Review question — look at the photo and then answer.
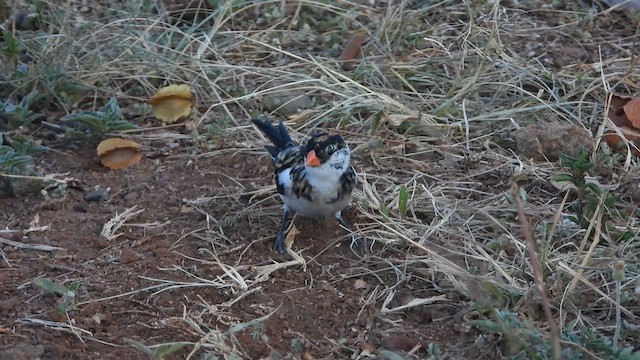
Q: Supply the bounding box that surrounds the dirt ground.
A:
[0,140,494,359]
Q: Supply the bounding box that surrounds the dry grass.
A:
[3,0,640,358]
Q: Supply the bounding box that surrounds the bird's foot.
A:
[274,231,287,254]
[348,232,364,254]
[336,212,362,249]
[350,232,363,247]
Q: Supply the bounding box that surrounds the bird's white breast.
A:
[277,165,352,218]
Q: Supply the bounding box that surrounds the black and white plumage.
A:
[251,118,359,253]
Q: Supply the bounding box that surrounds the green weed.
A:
[0,91,43,129]
[552,151,617,229]
[0,136,45,175]
[0,135,46,197]
[398,184,408,219]
[471,309,640,359]
[31,277,80,314]
[125,339,186,360]
[60,98,137,138]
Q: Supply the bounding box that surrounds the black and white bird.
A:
[251,118,360,253]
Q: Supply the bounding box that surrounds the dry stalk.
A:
[512,183,562,360]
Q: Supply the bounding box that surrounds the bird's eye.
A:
[326,144,337,154]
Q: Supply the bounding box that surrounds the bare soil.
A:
[0,139,493,359]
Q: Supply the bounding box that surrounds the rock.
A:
[513,123,592,161]
[85,186,110,202]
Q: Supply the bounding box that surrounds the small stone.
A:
[85,186,109,202]
[122,192,138,202]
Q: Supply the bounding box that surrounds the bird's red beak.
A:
[305,150,321,167]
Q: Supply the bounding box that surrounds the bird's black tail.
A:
[251,118,295,158]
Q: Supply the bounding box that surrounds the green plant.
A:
[0,135,46,175]
[60,98,137,138]
[426,342,441,359]
[398,184,408,219]
[125,339,186,360]
[31,277,80,313]
[40,65,92,108]
[470,309,640,359]
[0,91,43,129]
[1,30,22,66]
[553,151,617,228]
[204,118,231,137]
[0,135,47,196]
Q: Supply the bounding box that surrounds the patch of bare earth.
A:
[0,140,492,359]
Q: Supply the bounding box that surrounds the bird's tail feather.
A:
[251,119,294,157]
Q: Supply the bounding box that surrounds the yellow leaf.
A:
[149,84,193,123]
[96,138,142,170]
[284,225,300,250]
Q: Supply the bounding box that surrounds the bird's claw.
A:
[274,232,287,254]
[351,233,363,247]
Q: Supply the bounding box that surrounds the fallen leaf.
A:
[339,32,366,70]
[608,94,631,126]
[549,176,619,192]
[96,138,142,169]
[624,97,640,128]
[284,225,300,250]
[149,84,194,123]
[605,94,640,155]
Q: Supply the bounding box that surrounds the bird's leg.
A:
[335,211,362,248]
[274,206,291,254]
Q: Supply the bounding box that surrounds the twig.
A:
[512,184,562,360]
[613,261,625,351]
[0,237,64,251]
[100,206,144,241]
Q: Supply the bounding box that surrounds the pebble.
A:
[85,186,110,202]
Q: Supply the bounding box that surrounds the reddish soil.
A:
[0,140,494,359]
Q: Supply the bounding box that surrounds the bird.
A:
[251,118,360,254]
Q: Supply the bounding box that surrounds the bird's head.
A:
[304,132,351,172]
